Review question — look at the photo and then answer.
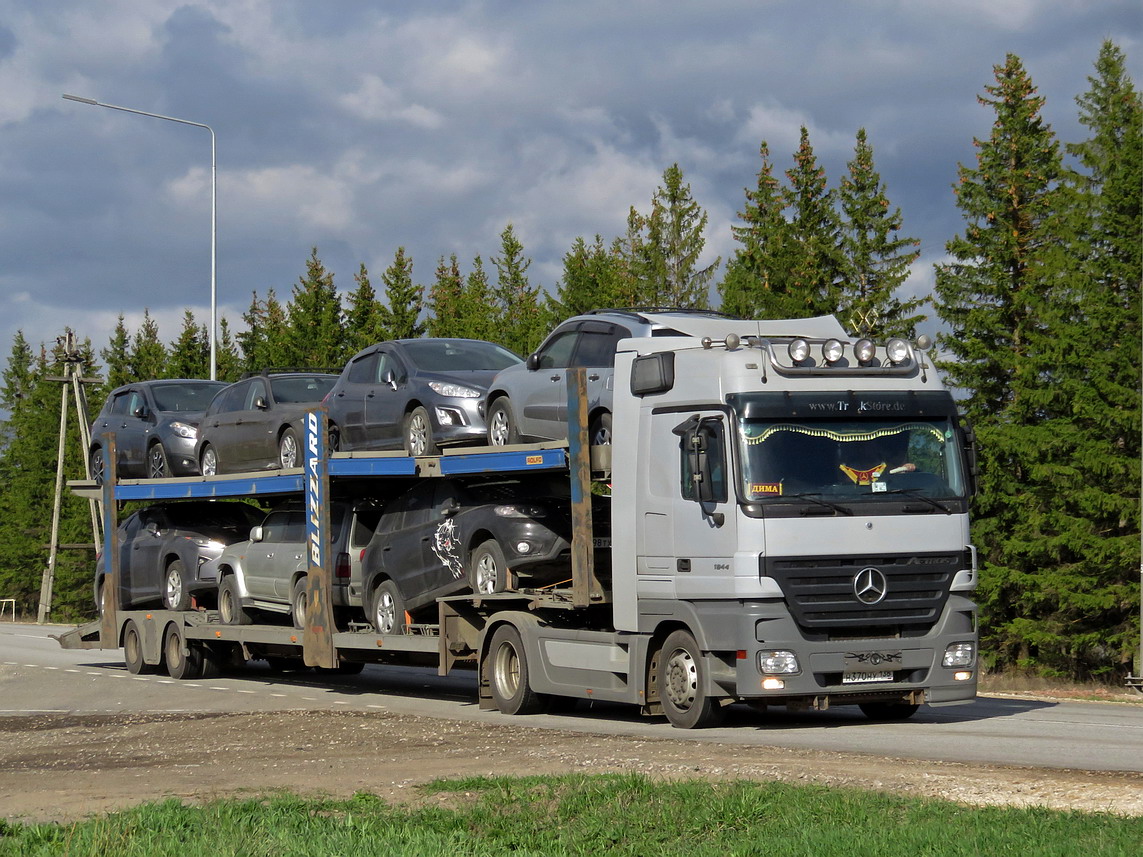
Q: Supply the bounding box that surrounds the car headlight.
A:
[494,504,548,518]
[428,381,480,398]
[170,421,198,439]
[190,537,225,551]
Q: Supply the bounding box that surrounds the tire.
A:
[163,559,191,611]
[487,398,518,446]
[199,444,218,477]
[122,620,156,675]
[94,576,105,616]
[148,444,170,479]
[279,427,300,469]
[486,624,549,715]
[90,447,105,485]
[218,575,252,625]
[371,580,407,635]
[590,411,613,446]
[291,577,308,630]
[328,425,341,453]
[164,624,204,680]
[859,701,921,721]
[657,630,724,729]
[470,540,508,595]
[403,407,438,457]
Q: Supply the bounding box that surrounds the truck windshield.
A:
[736,417,967,502]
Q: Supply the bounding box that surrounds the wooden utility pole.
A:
[37,333,101,624]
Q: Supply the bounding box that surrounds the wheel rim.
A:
[201,447,217,476]
[407,414,429,456]
[591,421,612,446]
[125,626,141,666]
[294,584,307,625]
[280,433,298,468]
[220,585,234,623]
[493,640,521,700]
[149,446,167,479]
[663,646,699,711]
[166,632,183,672]
[375,590,396,634]
[91,450,104,484]
[489,408,509,445]
[475,553,499,594]
[165,567,183,609]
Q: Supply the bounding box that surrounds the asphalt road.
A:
[2,622,1141,773]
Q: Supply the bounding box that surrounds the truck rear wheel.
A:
[487,625,549,715]
[658,630,724,729]
[123,620,157,675]
[164,624,205,680]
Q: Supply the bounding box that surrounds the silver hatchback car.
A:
[484,309,725,445]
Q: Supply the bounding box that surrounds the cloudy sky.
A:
[1,1,1140,368]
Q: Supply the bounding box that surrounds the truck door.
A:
[670,414,739,597]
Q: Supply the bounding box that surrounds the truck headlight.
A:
[759,650,800,675]
[942,641,976,668]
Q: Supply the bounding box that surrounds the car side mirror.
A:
[382,370,399,391]
[249,525,264,543]
[133,405,149,419]
[254,396,268,410]
[526,353,541,371]
[441,498,460,518]
[146,523,160,537]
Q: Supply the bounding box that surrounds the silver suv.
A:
[484,309,726,445]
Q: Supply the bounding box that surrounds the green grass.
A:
[1,774,1139,857]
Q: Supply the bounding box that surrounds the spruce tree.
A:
[491,225,544,353]
[100,315,132,390]
[933,53,1070,675]
[129,310,167,380]
[784,128,844,318]
[461,256,499,344]
[719,141,792,319]
[426,254,467,338]
[215,317,243,382]
[554,235,626,318]
[642,164,719,308]
[837,128,925,338]
[378,247,426,341]
[284,249,346,370]
[344,263,387,354]
[608,207,652,308]
[166,309,210,378]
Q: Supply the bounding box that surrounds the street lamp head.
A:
[62,94,99,105]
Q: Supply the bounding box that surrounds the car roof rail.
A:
[583,307,738,320]
[238,367,342,379]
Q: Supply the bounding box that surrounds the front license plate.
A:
[842,671,894,684]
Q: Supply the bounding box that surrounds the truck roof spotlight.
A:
[854,339,875,364]
[886,338,910,364]
[822,339,844,364]
[788,339,810,362]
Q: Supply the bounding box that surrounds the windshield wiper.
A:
[884,489,953,514]
[784,493,854,516]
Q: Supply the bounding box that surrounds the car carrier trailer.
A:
[59,314,980,728]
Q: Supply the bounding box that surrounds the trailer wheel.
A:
[122,620,156,675]
[859,701,920,721]
[470,540,507,594]
[164,624,204,680]
[163,560,191,611]
[487,625,549,715]
[658,630,724,729]
[218,576,252,625]
[291,577,308,630]
[371,581,407,635]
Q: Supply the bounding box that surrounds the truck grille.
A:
[763,553,958,633]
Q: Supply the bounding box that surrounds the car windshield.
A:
[272,376,337,404]
[165,503,261,531]
[737,418,968,502]
[403,340,521,372]
[151,382,227,412]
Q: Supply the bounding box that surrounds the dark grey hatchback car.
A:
[195,372,339,475]
[324,338,521,456]
[90,379,228,484]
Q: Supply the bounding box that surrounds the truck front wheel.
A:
[487,625,549,715]
[658,630,724,729]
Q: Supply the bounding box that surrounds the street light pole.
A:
[63,94,217,380]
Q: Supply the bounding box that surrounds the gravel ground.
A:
[2,707,1141,824]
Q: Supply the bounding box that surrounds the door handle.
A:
[550,375,561,382]
[588,373,600,381]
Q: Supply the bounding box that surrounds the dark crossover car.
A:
[93,500,263,613]
[195,372,339,475]
[89,379,228,483]
[361,477,610,634]
[325,338,522,456]
[203,499,382,628]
